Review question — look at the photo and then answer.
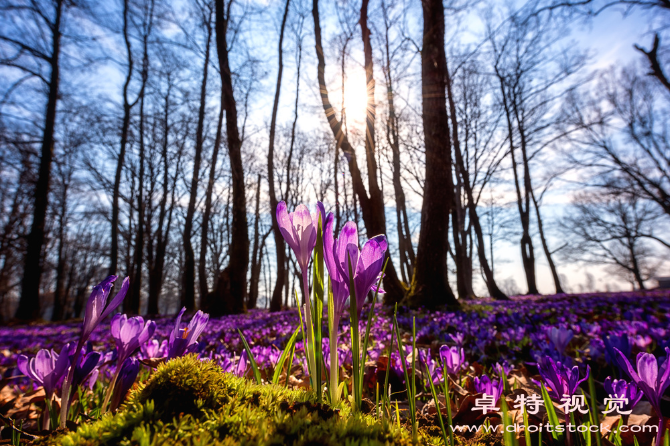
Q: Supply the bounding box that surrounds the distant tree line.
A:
[0,0,668,321]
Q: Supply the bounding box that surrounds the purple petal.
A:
[636,353,659,391]
[99,277,129,322]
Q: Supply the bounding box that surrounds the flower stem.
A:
[302,270,316,388]
[329,314,340,404]
[59,343,82,428]
[101,365,121,414]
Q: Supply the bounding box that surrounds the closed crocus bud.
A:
[109,357,140,412]
[276,201,322,273]
[547,327,573,354]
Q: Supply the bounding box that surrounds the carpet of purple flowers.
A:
[2,289,670,445]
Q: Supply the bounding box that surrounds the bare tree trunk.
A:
[248,175,262,309]
[16,0,63,320]
[268,0,290,312]
[183,9,212,312]
[313,0,405,303]
[444,60,506,300]
[110,0,138,278]
[199,100,224,301]
[381,5,414,283]
[406,0,458,308]
[530,188,564,294]
[127,3,153,314]
[208,0,248,315]
[52,182,68,321]
[497,72,539,295]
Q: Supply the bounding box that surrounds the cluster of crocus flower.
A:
[277,201,387,405]
[15,274,212,431]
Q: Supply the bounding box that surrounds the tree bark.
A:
[268,0,290,312]
[199,99,224,301]
[530,188,564,294]
[313,0,405,303]
[444,60,506,300]
[52,179,69,321]
[209,0,248,315]
[248,175,262,309]
[406,0,459,308]
[16,0,63,320]
[110,0,138,278]
[183,9,212,312]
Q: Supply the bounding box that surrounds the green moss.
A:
[42,355,417,446]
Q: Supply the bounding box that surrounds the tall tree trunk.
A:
[444,60,506,300]
[16,0,63,320]
[268,0,290,312]
[313,0,405,303]
[52,193,67,321]
[381,6,414,282]
[530,188,564,294]
[110,0,137,278]
[127,4,153,314]
[248,175,262,309]
[183,11,212,312]
[497,73,539,295]
[199,100,224,301]
[406,0,458,308]
[210,0,248,315]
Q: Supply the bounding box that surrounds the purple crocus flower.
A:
[474,374,504,404]
[109,357,140,412]
[614,347,670,444]
[547,327,573,354]
[276,201,325,272]
[140,339,167,359]
[110,313,156,365]
[17,343,71,399]
[323,214,351,323]
[604,334,631,367]
[60,276,129,427]
[69,344,102,392]
[326,221,387,318]
[537,356,590,401]
[17,343,71,430]
[440,345,465,375]
[167,307,210,359]
[603,376,643,414]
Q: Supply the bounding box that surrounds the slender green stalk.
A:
[301,271,317,390]
[393,304,416,442]
[587,375,603,446]
[440,358,455,446]
[238,329,262,384]
[273,326,300,385]
[424,359,449,445]
[101,366,121,414]
[312,213,325,402]
[327,278,340,403]
[294,289,313,386]
[522,405,531,446]
[347,254,361,412]
[383,317,396,421]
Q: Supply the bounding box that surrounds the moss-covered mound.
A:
[43,355,417,446]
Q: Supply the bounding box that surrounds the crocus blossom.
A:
[547,327,573,354]
[141,339,167,359]
[60,276,129,426]
[17,344,70,398]
[474,374,504,404]
[276,201,325,272]
[323,213,350,322]
[440,345,465,375]
[110,314,156,365]
[167,307,210,359]
[603,377,642,414]
[614,347,670,444]
[537,356,590,400]
[325,221,387,318]
[69,344,102,393]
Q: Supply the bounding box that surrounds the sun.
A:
[342,67,371,126]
